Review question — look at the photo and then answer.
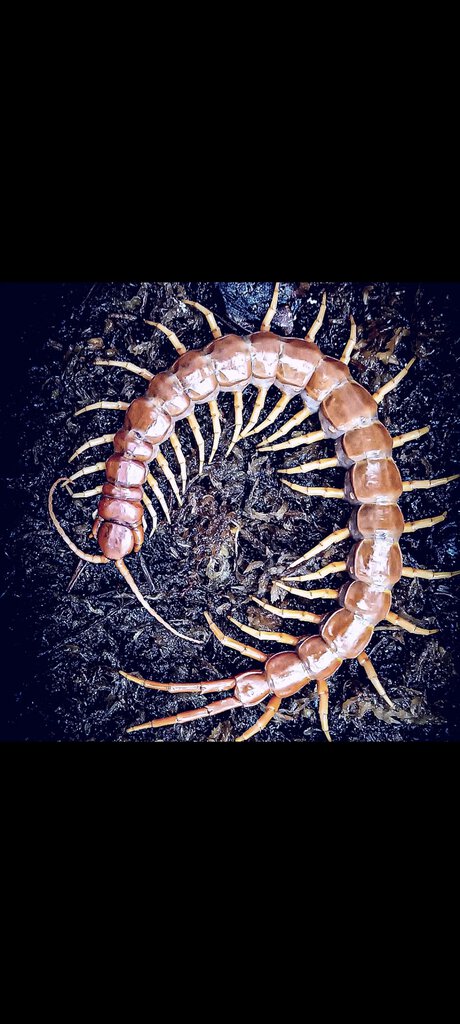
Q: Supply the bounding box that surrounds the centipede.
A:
[48,283,460,742]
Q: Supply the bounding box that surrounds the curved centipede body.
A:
[49,283,460,742]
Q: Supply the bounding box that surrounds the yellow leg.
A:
[204,611,267,663]
[392,426,430,449]
[94,359,153,381]
[257,405,313,446]
[144,320,187,355]
[244,393,292,439]
[63,462,106,486]
[48,479,108,564]
[72,485,103,499]
[373,358,416,405]
[260,282,280,332]
[340,315,357,364]
[257,429,326,453]
[357,651,394,709]
[183,300,222,340]
[401,567,460,580]
[249,595,322,624]
[74,401,129,417]
[316,678,332,742]
[187,413,205,475]
[238,388,268,440]
[287,528,350,570]
[69,433,115,463]
[207,399,222,463]
[278,457,338,476]
[402,474,459,492]
[282,561,347,583]
[142,491,158,537]
[403,512,447,534]
[169,432,187,494]
[282,481,345,500]
[226,391,244,456]
[146,473,171,524]
[277,583,339,600]
[307,291,327,341]
[235,695,282,742]
[385,611,438,635]
[155,452,182,506]
[227,615,300,646]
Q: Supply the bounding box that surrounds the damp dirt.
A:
[2,281,459,742]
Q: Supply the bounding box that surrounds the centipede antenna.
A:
[155,451,182,505]
[306,291,327,341]
[373,358,416,405]
[260,282,280,332]
[402,474,460,492]
[235,695,282,742]
[244,393,292,438]
[357,651,394,709]
[340,315,357,364]
[238,388,268,440]
[74,401,129,417]
[257,405,313,446]
[69,434,115,463]
[187,413,206,474]
[249,594,323,623]
[144,320,187,355]
[116,559,203,644]
[226,392,244,456]
[257,429,326,453]
[94,359,153,381]
[169,432,187,493]
[207,400,222,464]
[282,480,345,500]
[278,456,339,476]
[48,478,109,564]
[183,300,222,340]
[282,562,347,582]
[146,473,171,524]
[392,426,430,449]
[286,527,350,570]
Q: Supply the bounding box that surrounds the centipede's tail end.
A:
[115,559,203,645]
[48,477,109,564]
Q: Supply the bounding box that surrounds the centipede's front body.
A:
[92,330,403,690]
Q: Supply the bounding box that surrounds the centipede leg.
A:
[155,451,182,506]
[357,651,394,709]
[277,583,340,600]
[126,696,243,733]
[306,291,327,341]
[142,492,158,537]
[257,429,326,453]
[402,474,459,492]
[183,300,222,340]
[257,404,313,446]
[94,359,153,381]
[401,567,460,580]
[227,615,300,646]
[207,399,222,463]
[187,413,205,475]
[282,481,345,500]
[62,462,106,487]
[286,528,350,570]
[316,678,331,742]
[146,473,171,524]
[260,282,280,332]
[226,392,244,456]
[278,456,338,476]
[238,388,268,440]
[340,315,357,364]
[169,432,187,494]
[282,562,347,583]
[373,358,416,405]
[144,320,187,355]
[249,595,322,624]
[385,611,438,635]
[69,434,115,463]
[204,611,267,662]
[235,696,282,743]
[392,426,430,449]
[120,671,236,695]
[403,512,447,533]
[244,393,292,439]
[74,401,129,417]
[71,485,103,499]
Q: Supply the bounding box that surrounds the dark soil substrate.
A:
[2,281,459,742]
